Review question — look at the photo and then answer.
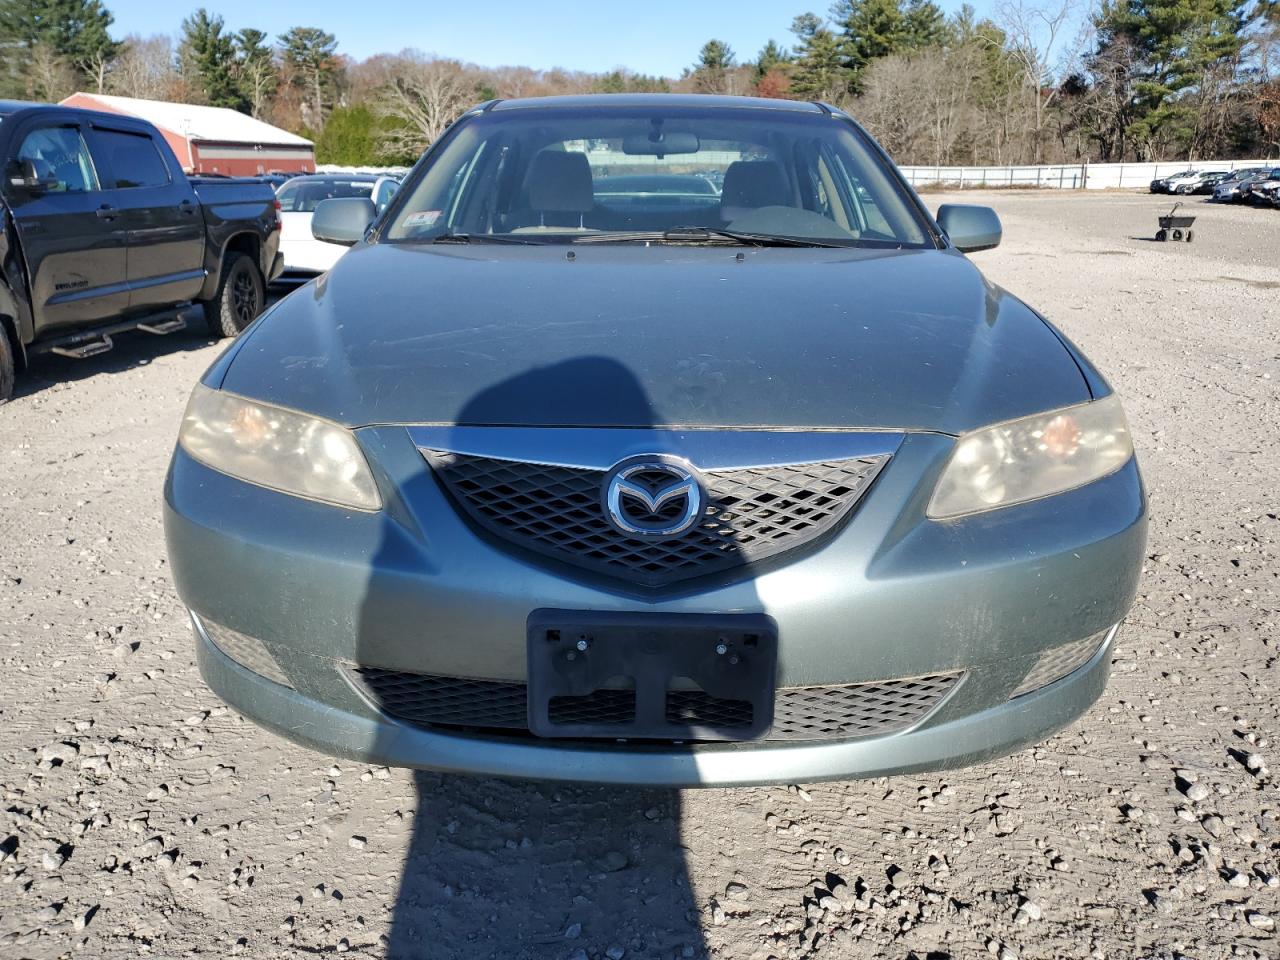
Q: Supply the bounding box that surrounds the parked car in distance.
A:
[1182,170,1232,194]
[1151,169,1199,193]
[1244,169,1280,206]
[1212,169,1271,202]
[1149,169,1196,193]
[0,100,281,403]
[1164,170,1232,195]
[165,94,1146,787]
[258,170,310,190]
[274,173,399,279]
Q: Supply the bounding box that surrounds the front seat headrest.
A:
[721,161,788,221]
[528,151,594,214]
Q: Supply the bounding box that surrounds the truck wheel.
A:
[0,326,14,405]
[202,253,264,339]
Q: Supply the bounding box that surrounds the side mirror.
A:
[7,158,57,194]
[312,197,375,246]
[936,204,1002,253]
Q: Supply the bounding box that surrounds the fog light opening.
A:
[1010,624,1118,699]
[194,613,294,689]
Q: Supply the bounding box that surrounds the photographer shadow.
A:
[361,356,744,959]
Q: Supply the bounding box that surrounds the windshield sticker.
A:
[404,210,442,227]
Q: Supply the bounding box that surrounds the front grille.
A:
[422,451,887,587]
[346,666,960,743]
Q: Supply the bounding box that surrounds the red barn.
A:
[61,92,315,176]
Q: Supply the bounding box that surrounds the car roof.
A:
[490,93,829,114]
[281,173,380,183]
[0,98,46,116]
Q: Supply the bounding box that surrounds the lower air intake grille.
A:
[770,675,961,740]
[666,690,755,729]
[421,451,888,587]
[346,667,960,742]
[548,688,635,726]
[347,668,528,729]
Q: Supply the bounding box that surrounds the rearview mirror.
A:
[7,158,58,194]
[936,204,1001,253]
[621,131,700,156]
[312,197,376,246]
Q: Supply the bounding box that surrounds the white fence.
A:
[900,158,1278,190]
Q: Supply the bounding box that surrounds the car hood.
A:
[218,242,1091,434]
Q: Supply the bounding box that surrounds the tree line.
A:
[0,0,1276,167]
[687,0,1280,163]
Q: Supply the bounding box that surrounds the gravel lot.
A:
[1,190,1277,960]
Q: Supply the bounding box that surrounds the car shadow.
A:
[13,324,218,400]
[356,357,740,959]
[10,291,289,403]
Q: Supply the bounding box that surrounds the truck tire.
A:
[0,325,13,405]
[202,253,264,339]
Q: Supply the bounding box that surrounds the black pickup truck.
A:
[0,100,283,402]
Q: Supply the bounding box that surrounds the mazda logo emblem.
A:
[602,456,705,538]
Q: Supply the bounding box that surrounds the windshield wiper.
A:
[570,227,852,248]
[429,232,548,245]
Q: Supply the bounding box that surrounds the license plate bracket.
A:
[526,609,778,741]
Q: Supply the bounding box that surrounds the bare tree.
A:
[1081,31,1139,160]
[855,46,995,166]
[81,50,111,93]
[239,56,276,118]
[374,53,474,158]
[108,35,179,100]
[1259,79,1280,155]
[27,43,77,102]
[998,0,1080,163]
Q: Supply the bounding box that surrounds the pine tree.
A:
[280,26,339,127]
[833,0,906,89]
[180,9,246,110]
[789,13,850,100]
[690,38,736,93]
[754,39,792,80]
[1091,0,1248,157]
[901,0,953,49]
[0,0,119,96]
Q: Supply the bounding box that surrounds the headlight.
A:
[927,394,1133,519]
[178,383,381,511]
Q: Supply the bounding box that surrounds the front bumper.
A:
[164,427,1147,786]
[193,611,1116,786]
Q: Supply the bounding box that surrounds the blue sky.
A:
[104,0,1003,75]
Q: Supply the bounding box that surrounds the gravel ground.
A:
[1,190,1277,960]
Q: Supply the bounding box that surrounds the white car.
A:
[1161,171,1211,194]
[276,174,399,279]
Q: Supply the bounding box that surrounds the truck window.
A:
[15,126,99,193]
[92,128,171,189]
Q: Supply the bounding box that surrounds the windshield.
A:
[278,178,375,213]
[383,105,930,247]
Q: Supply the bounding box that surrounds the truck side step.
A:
[29,305,195,359]
[51,335,113,359]
[137,316,187,335]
